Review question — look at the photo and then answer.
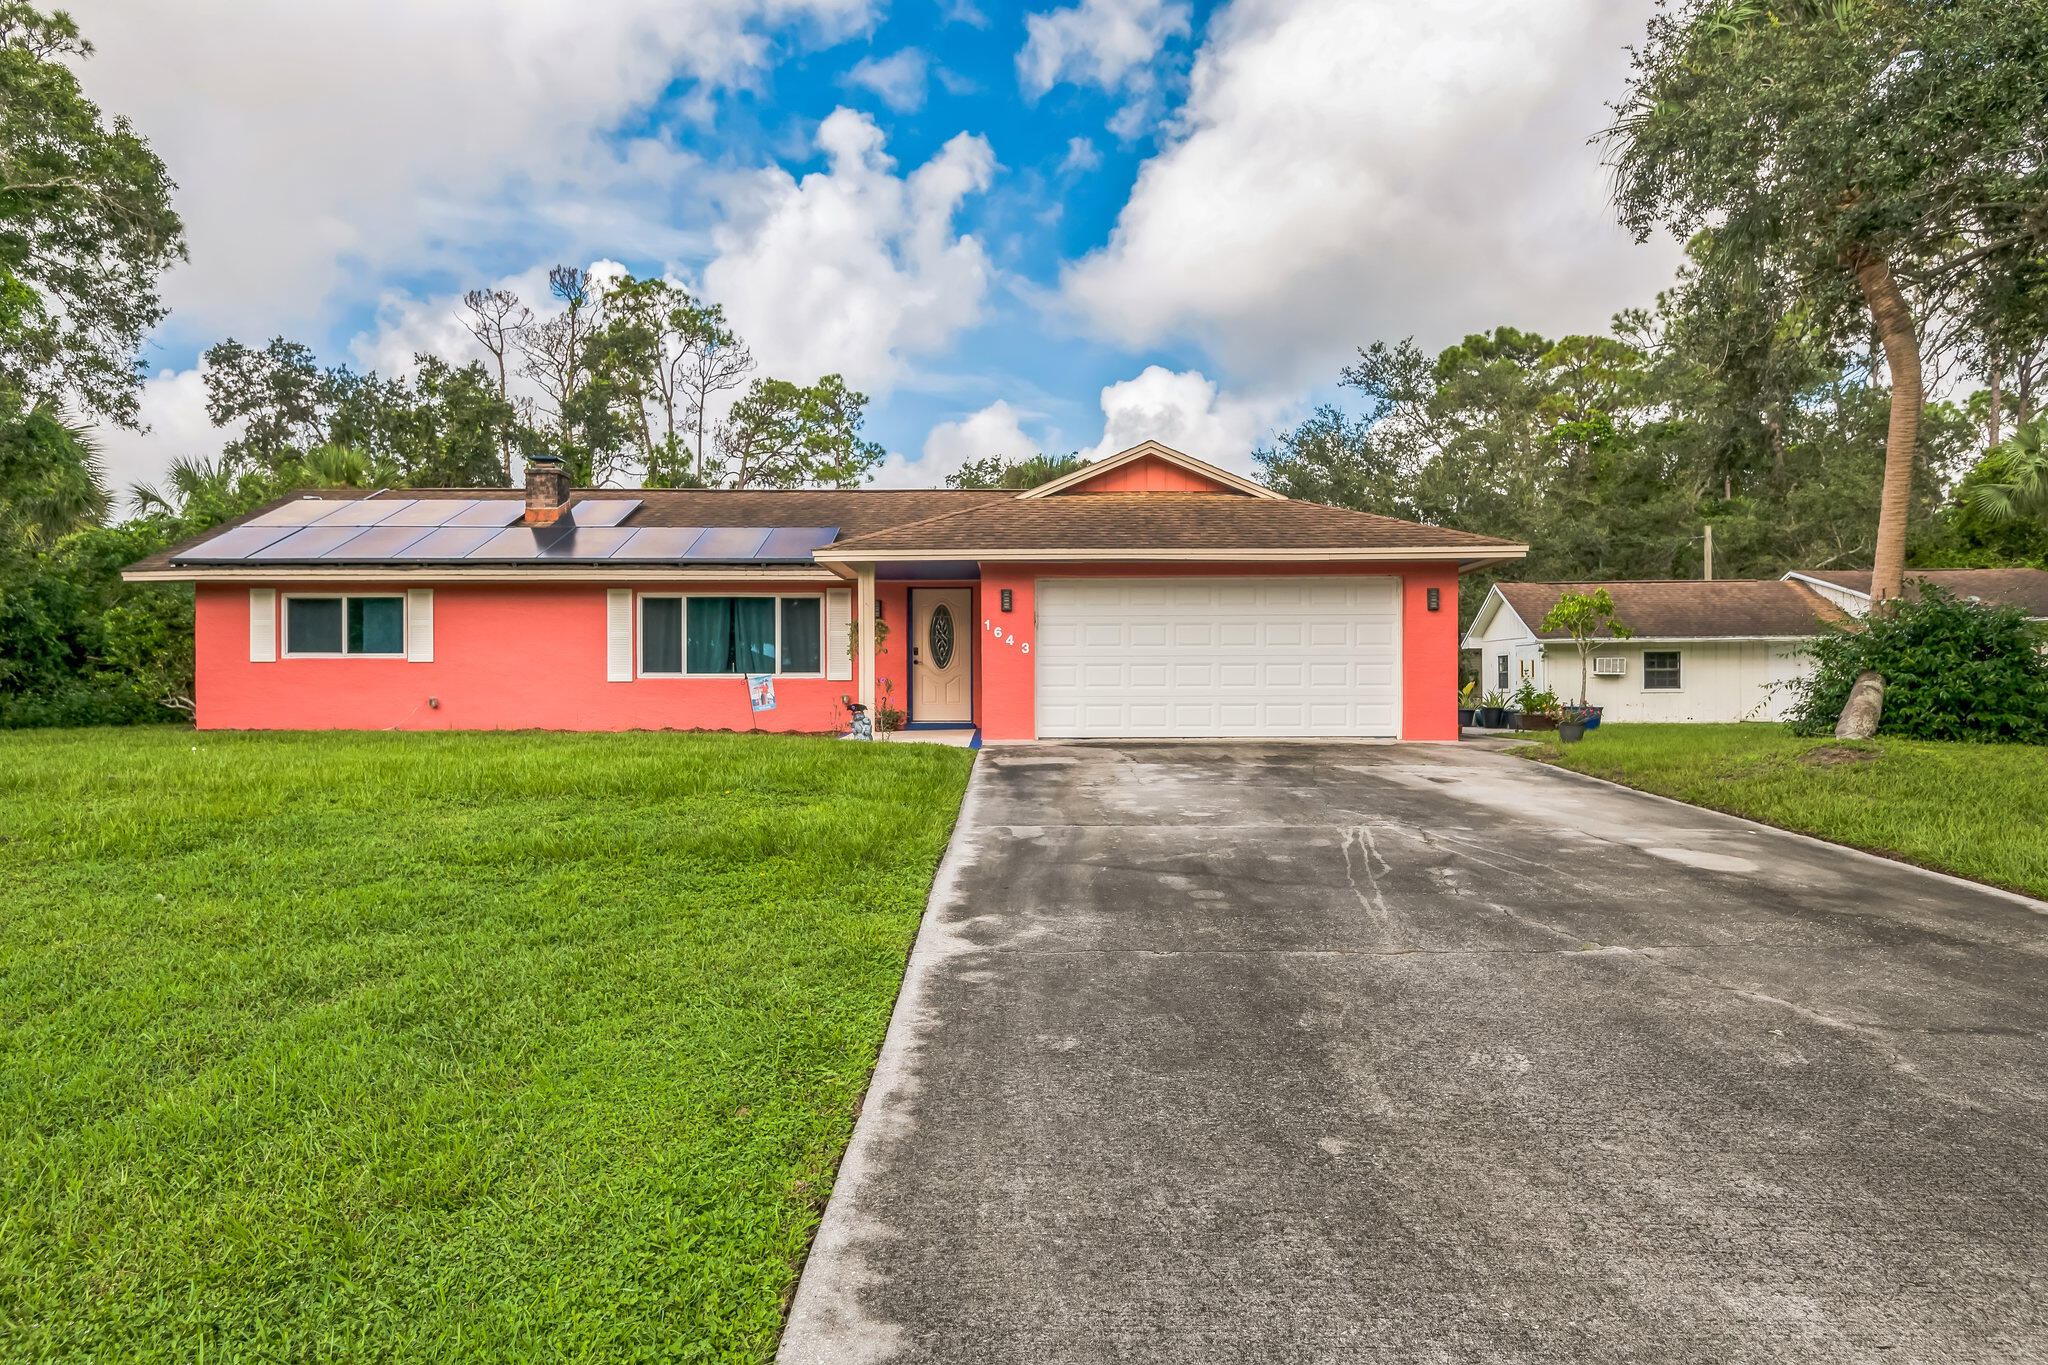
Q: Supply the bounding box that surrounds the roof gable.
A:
[1020,440,1283,500]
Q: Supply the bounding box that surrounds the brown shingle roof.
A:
[124,486,1016,574]
[818,492,1523,557]
[1492,580,1849,640]
[1792,568,2048,617]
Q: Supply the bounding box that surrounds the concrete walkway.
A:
[783,741,2048,1364]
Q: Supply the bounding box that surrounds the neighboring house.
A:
[1781,568,2048,622]
[1464,567,2048,723]
[1462,579,1847,722]
[124,441,1527,741]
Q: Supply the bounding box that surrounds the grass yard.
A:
[1522,723,2048,899]
[0,728,974,1362]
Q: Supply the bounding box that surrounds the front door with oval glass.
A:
[911,588,973,723]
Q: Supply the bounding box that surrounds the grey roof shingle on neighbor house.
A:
[1490,579,1850,641]
[1790,567,2048,618]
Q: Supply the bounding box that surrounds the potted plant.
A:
[1458,681,1478,729]
[1556,704,1597,743]
[1513,681,1561,731]
[1477,690,1511,728]
[1538,587,1633,724]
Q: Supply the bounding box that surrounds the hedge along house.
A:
[123,441,1526,741]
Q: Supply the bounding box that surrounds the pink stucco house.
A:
[123,441,1526,742]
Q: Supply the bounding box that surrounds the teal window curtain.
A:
[643,598,683,673]
[733,598,775,674]
[779,598,821,673]
[347,597,405,654]
[685,598,788,673]
[687,598,735,673]
[288,598,343,653]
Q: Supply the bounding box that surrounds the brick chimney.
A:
[523,453,570,526]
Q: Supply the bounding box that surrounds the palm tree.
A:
[1962,419,2048,526]
[0,407,112,548]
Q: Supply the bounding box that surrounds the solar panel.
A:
[608,527,708,560]
[446,501,524,527]
[398,526,500,559]
[756,526,838,560]
[467,525,575,558]
[377,498,481,525]
[247,498,347,527]
[568,499,640,527]
[308,499,404,527]
[533,528,638,559]
[316,523,435,559]
[248,525,375,559]
[681,527,773,560]
[176,524,301,560]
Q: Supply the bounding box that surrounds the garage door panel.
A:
[1036,576,1402,738]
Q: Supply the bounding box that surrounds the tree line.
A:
[165,263,883,508]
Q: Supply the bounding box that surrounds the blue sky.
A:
[74,0,1680,495]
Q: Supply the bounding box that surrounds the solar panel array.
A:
[172,497,838,566]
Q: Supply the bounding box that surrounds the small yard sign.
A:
[747,674,776,712]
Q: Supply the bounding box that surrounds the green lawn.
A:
[0,728,974,1362]
[1522,723,2048,898]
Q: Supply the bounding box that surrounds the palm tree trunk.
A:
[1850,249,1921,609]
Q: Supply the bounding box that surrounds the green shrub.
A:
[1785,586,2048,742]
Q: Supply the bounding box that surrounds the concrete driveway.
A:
[783,742,2048,1364]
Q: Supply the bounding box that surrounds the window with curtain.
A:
[643,596,824,675]
[285,596,403,655]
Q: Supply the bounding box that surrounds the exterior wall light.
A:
[1427,588,1441,612]
[1000,589,1013,613]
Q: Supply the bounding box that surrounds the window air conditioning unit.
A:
[1592,656,1627,676]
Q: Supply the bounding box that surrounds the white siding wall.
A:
[1466,607,1531,698]
[1543,641,1811,722]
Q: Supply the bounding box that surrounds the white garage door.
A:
[1035,577,1402,738]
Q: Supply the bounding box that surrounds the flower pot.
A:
[1476,707,1507,728]
[1557,722,1587,743]
[1518,713,1559,731]
[1582,706,1603,730]
[1457,708,1477,728]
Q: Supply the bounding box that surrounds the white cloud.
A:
[703,109,996,394]
[1080,365,1285,474]
[94,369,223,510]
[1018,0,1191,98]
[1060,136,1103,174]
[1060,0,1682,386]
[843,48,929,112]
[922,399,1042,469]
[63,0,875,339]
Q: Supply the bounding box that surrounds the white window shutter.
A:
[825,588,852,681]
[606,589,634,681]
[406,589,434,662]
[249,589,276,662]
